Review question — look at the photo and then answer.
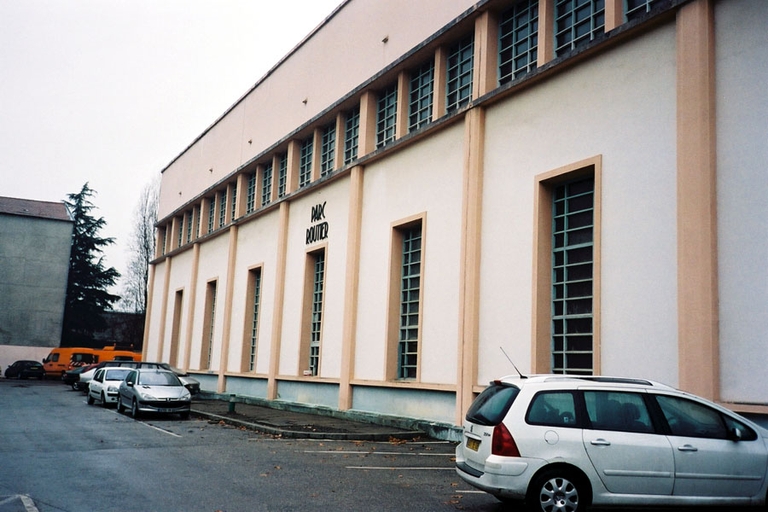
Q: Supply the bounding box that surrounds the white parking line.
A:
[304,450,451,456]
[346,466,455,470]
[138,421,183,437]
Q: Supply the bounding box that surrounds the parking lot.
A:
[0,378,502,512]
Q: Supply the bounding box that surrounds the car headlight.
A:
[107,385,119,393]
[181,390,191,401]
[138,391,157,401]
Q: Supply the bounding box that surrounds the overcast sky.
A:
[0,0,341,295]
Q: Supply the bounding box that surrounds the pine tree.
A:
[61,183,121,347]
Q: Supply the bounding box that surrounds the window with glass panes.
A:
[554,0,605,57]
[230,183,237,221]
[376,85,398,148]
[409,61,434,131]
[161,228,167,255]
[626,0,656,20]
[261,162,273,207]
[204,281,217,369]
[552,176,594,375]
[446,35,474,112]
[207,197,215,233]
[194,206,200,238]
[185,211,193,243]
[499,0,538,85]
[278,153,288,198]
[218,190,227,227]
[398,225,422,379]
[246,173,256,214]
[299,137,313,188]
[308,250,325,376]
[320,123,336,177]
[177,216,183,248]
[247,268,262,372]
[344,106,360,164]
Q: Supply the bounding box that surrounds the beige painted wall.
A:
[158,0,477,219]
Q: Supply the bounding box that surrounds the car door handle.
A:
[677,444,698,452]
[590,438,611,446]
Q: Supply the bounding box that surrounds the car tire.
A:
[526,469,588,512]
[101,393,109,408]
[71,382,79,391]
[131,399,140,419]
[116,398,125,414]
[87,393,95,405]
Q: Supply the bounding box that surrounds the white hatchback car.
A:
[87,367,132,407]
[455,375,768,511]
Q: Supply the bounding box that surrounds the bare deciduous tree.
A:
[118,177,159,313]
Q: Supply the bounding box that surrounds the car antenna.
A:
[500,346,527,379]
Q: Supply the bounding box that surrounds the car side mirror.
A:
[126,381,134,387]
[728,427,743,442]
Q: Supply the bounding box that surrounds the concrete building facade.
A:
[0,197,73,371]
[146,0,768,432]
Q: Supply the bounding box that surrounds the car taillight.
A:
[492,423,520,457]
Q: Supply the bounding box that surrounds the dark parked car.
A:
[63,363,98,390]
[5,360,45,379]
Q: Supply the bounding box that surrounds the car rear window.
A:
[466,383,520,426]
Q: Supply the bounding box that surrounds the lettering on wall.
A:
[306,201,329,245]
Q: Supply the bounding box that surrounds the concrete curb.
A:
[191,408,424,441]
[195,392,464,442]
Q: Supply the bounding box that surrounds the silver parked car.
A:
[117,369,191,420]
[455,374,768,511]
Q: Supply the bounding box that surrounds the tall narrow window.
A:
[277,153,288,198]
[299,137,313,188]
[177,216,184,248]
[243,268,262,372]
[398,225,422,379]
[554,0,605,57]
[169,290,183,367]
[320,123,336,177]
[161,227,167,256]
[552,176,594,375]
[202,281,217,370]
[302,249,326,376]
[230,183,237,222]
[376,84,398,148]
[246,172,257,214]
[344,106,360,164]
[409,61,434,131]
[193,206,200,239]
[185,211,193,244]
[626,0,657,21]
[261,162,273,207]
[218,190,227,228]
[446,35,474,112]
[207,197,215,234]
[499,0,538,85]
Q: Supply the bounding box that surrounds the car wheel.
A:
[527,469,588,512]
[116,397,125,413]
[131,399,140,419]
[87,393,95,405]
[101,393,109,408]
[71,382,79,391]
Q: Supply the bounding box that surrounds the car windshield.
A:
[466,382,520,426]
[138,372,180,386]
[104,369,131,381]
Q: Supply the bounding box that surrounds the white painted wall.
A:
[481,23,679,386]
[715,0,768,404]
[354,123,465,384]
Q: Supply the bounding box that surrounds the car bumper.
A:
[136,400,191,414]
[455,444,542,499]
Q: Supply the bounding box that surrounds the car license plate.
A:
[466,438,480,451]
[157,408,175,413]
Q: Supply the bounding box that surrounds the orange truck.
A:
[43,346,141,377]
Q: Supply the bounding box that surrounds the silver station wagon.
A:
[455,375,768,511]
